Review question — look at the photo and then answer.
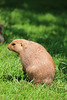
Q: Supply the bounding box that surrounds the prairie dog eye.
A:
[12,43,16,46]
[21,43,23,46]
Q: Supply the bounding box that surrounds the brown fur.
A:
[7,39,55,85]
[0,24,4,44]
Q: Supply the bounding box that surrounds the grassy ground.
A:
[0,0,67,100]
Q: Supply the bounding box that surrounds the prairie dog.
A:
[7,39,55,85]
[0,24,4,44]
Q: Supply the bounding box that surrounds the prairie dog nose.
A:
[7,44,11,50]
[7,44,9,49]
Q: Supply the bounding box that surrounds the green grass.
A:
[0,0,67,100]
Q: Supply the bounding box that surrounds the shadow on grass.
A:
[58,60,67,81]
[2,74,13,81]
[36,31,67,57]
[0,0,67,11]
[1,73,29,82]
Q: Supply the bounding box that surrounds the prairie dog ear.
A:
[21,43,27,49]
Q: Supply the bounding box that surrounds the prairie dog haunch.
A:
[7,39,55,85]
[0,24,4,44]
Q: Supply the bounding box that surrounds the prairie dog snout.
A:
[7,39,55,85]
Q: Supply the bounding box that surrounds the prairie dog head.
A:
[7,39,27,54]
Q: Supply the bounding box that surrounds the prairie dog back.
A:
[7,39,55,85]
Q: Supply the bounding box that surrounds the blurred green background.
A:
[0,0,67,56]
[0,0,67,99]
